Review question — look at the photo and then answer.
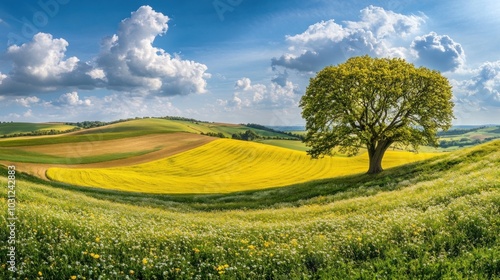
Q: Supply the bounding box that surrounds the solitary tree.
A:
[300,56,454,174]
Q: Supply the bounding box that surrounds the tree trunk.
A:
[367,140,392,174]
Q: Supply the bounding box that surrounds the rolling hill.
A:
[0,140,498,279]
[1,118,434,192]
[0,122,78,136]
[46,138,437,194]
[0,118,298,180]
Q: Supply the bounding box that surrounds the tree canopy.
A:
[300,56,454,174]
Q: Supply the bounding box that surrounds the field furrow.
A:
[47,139,437,194]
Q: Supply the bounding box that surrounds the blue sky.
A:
[0,0,499,125]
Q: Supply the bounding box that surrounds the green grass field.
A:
[0,147,161,164]
[258,139,370,156]
[1,140,499,279]
[0,119,292,148]
[0,122,77,136]
[0,119,195,147]
[1,119,499,278]
[257,139,309,152]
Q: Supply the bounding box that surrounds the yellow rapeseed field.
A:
[47,139,438,193]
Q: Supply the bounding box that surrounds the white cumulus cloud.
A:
[0,33,91,94]
[411,32,466,72]
[272,6,425,72]
[15,96,40,107]
[0,6,210,97]
[96,5,210,96]
[455,61,500,106]
[0,73,7,84]
[220,77,299,111]
[86,68,106,80]
[6,33,79,81]
[58,92,92,106]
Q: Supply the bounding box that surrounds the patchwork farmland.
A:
[46,138,436,194]
[0,118,499,279]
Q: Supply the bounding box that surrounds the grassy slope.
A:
[0,118,291,148]
[257,139,309,152]
[0,122,77,135]
[46,138,437,194]
[0,119,211,164]
[258,139,368,155]
[442,126,500,140]
[166,120,290,138]
[0,147,161,164]
[0,141,499,279]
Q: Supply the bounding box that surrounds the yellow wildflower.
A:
[38,271,43,276]
[70,276,77,280]
[142,258,148,265]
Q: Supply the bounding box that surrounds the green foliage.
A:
[67,121,108,129]
[301,56,454,173]
[200,132,226,138]
[232,130,259,141]
[245,123,301,140]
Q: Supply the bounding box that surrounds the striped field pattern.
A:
[47,139,438,194]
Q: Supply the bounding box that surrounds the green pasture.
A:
[0,122,77,136]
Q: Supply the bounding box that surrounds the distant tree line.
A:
[66,116,209,129]
[232,130,259,141]
[66,121,108,129]
[489,127,500,134]
[158,116,209,124]
[66,117,158,129]
[283,132,305,141]
[245,123,303,140]
[1,128,81,138]
[245,123,283,133]
[439,136,499,148]
[201,132,226,138]
[200,129,304,141]
[437,126,486,136]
